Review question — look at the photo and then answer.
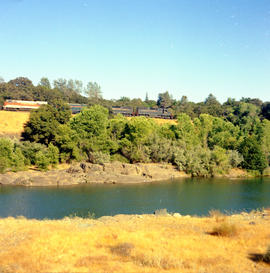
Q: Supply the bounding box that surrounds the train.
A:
[1,100,86,114]
[111,106,173,119]
[1,100,173,119]
[2,100,48,111]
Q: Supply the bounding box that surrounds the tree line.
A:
[0,76,270,176]
[1,102,270,176]
[1,76,270,122]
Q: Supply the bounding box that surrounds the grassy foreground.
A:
[0,211,269,272]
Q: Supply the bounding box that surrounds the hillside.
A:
[0,111,176,136]
[0,111,29,137]
[0,211,269,272]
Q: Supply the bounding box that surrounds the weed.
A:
[210,222,237,237]
[209,209,226,222]
[68,211,95,219]
[110,242,134,257]
[133,253,182,269]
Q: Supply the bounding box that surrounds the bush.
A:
[110,243,134,257]
[227,150,243,168]
[11,147,26,171]
[18,141,47,165]
[210,221,237,237]
[172,147,186,171]
[0,138,26,173]
[210,146,231,176]
[110,153,129,163]
[22,103,71,145]
[89,151,110,164]
[35,151,50,171]
[209,209,226,222]
[47,143,59,166]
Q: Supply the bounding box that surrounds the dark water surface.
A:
[0,177,270,219]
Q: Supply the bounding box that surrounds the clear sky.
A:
[0,0,269,102]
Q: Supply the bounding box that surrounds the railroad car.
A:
[3,100,47,111]
[136,107,173,119]
[111,106,134,116]
[69,104,87,114]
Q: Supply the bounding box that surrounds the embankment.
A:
[0,162,189,186]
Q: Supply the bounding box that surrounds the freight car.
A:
[3,100,47,111]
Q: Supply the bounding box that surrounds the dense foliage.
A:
[1,76,270,176]
[1,103,270,176]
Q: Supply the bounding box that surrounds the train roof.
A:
[5,100,47,104]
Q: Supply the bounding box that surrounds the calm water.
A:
[0,177,270,219]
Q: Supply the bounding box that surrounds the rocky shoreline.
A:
[0,162,189,186]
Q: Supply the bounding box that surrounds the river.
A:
[0,177,270,219]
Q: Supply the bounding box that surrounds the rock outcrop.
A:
[0,162,188,186]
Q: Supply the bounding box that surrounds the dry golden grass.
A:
[151,118,177,125]
[0,111,177,137]
[0,213,269,272]
[127,116,177,125]
[0,111,29,136]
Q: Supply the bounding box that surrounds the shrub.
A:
[35,151,50,171]
[110,243,134,257]
[19,141,47,165]
[210,146,231,175]
[227,150,243,168]
[22,103,71,145]
[0,138,26,173]
[210,221,237,237]
[89,151,110,164]
[146,135,174,163]
[110,153,129,163]
[172,147,186,171]
[209,209,226,223]
[11,147,26,171]
[47,143,59,166]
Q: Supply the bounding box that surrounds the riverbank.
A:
[0,210,269,272]
[0,162,190,186]
[0,162,254,187]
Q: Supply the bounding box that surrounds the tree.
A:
[67,79,83,94]
[0,76,4,83]
[53,78,67,92]
[262,102,270,120]
[86,82,102,100]
[145,92,149,103]
[22,102,71,145]
[8,77,33,87]
[69,105,116,158]
[157,91,173,109]
[39,77,51,89]
[204,93,223,117]
[239,135,267,174]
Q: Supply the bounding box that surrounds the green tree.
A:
[39,77,51,89]
[22,102,71,145]
[239,136,267,173]
[157,91,173,109]
[86,82,102,100]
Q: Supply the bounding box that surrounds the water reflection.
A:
[0,178,270,219]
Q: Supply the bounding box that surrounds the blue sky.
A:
[0,0,269,102]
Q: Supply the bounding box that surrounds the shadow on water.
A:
[0,177,270,219]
